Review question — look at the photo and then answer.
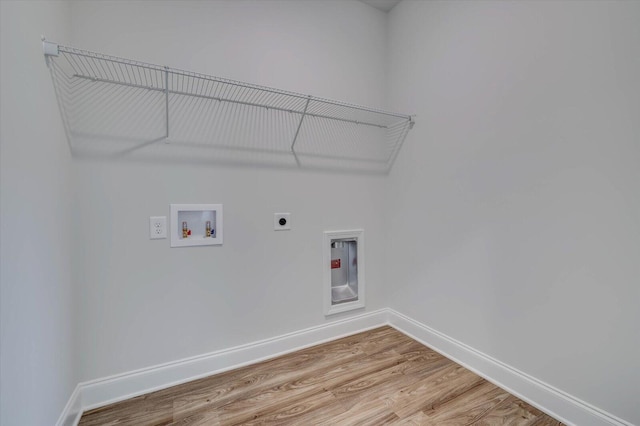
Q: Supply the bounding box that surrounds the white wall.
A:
[0,1,76,425]
[386,1,640,424]
[68,0,390,381]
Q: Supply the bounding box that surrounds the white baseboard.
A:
[55,384,82,426]
[78,309,388,414]
[60,307,632,426]
[386,308,633,426]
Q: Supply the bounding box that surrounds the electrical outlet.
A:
[274,213,291,231]
[149,216,167,239]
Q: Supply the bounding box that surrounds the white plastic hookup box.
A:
[170,204,223,247]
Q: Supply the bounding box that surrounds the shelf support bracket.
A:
[164,67,170,142]
[42,38,59,67]
[291,96,311,156]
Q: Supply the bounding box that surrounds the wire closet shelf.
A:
[43,41,414,173]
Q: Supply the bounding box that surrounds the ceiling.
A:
[359,0,402,13]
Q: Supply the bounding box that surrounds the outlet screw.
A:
[279,218,287,226]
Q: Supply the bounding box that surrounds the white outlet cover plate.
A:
[149,216,167,239]
[274,213,291,231]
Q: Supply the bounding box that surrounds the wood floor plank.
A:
[315,395,399,425]
[240,390,339,425]
[205,350,403,425]
[172,332,370,420]
[79,327,564,426]
[393,411,433,425]
[79,393,174,426]
[386,362,486,418]
[166,408,219,426]
[357,326,416,356]
[330,355,419,411]
[474,395,543,425]
[420,381,511,425]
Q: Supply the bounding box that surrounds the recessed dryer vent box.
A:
[170,204,223,247]
[323,229,365,316]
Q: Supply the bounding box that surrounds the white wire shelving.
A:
[43,40,414,173]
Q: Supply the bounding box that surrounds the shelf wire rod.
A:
[67,73,99,97]
[98,84,161,136]
[114,88,163,137]
[48,61,73,148]
[73,83,127,135]
[217,74,232,101]
[258,90,275,109]
[327,116,342,157]
[66,53,87,78]
[266,90,288,111]
[200,84,226,143]
[169,86,197,140]
[228,99,244,146]
[121,64,136,88]
[60,50,163,75]
[245,86,263,109]
[180,89,204,144]
[132,61,143,87]
[72,76,143,117]
[89,86,150,135]
[99,57,116,83]
[106,59,121,84]
[234,81,251,104]
[314,100,350,122]
[79,53,102,81]
[141,65,149,89]
[261,90,281,110]
[199,94,219,143]
[263,90,280,110]
[114,60,127,85]
[249,87,268,111]
[193,74,201,96]
[386,119,412,170]
[226,101,243,147]
[316,96,409,120]
[189,86,216,144]
[133,90,165,138]
[169,69,311,102]
[211,92,230,143]
[227,80,242,104]
[240,101,251,149]
[199,92,223,144]
[207,78,218,100]
[186,74,193,96]
[68,73,388,129]
[237,84,252,105]
[164,67,169,141]
[291,96,311,154]
[189,83,213,144]
[68,76,126,113]
[122,62,134,86]
[255,87,274,108]
[144,66,152,90]
[215,97,234,146]
[274,92,298,111]
[194,74,204,97]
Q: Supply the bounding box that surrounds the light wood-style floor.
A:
[79,326,563,425]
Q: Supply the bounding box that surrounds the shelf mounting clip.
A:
[42,38,59,67]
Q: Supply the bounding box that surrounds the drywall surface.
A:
[0,1,76,424]
[69,0,389,381]
[386,1,640,423]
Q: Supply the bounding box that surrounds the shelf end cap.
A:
[43,40,59,57]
